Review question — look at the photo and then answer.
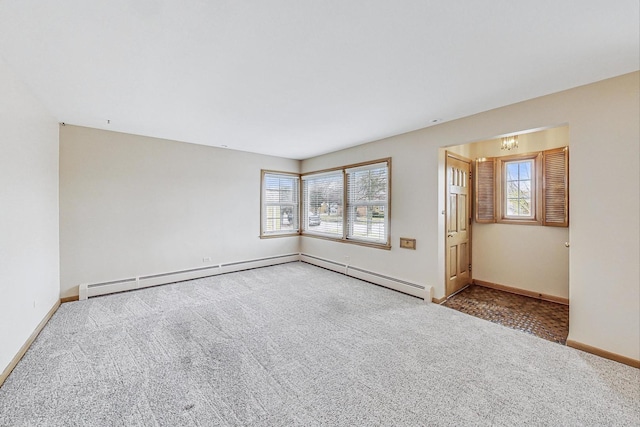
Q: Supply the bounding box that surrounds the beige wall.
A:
[0,59,60,373]
[58,72,639,361]
[59,125,299,298]
[302,72,640,361]
[447,127,570,299]
[448,126,570,159]
[301,130,439,292]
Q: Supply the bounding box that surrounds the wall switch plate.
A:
[400,237,416,250]
[202,257,212,263]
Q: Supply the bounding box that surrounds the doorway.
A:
[440,126,570,343]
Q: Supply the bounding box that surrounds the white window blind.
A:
[346,163,388,243]
[302,172,343,236]
[261,172,299,235]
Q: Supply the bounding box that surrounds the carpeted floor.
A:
[442,285,570,344]
[0,262,638,426]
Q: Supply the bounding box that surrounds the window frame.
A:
[496,152,542,225]
[260,170,300,238]
[346,162,390,244]
[301,170,345,239]
[301,158,391,249]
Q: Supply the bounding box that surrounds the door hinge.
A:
[469,264,472,271]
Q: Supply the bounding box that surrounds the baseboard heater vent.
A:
[87,277,137,288]
[298,253,347,271]
[221,253,299,269]
[300,253,432,302]
[81,277,138,299]
[139,265,220,280]
[348,266,425,290]
[78,253,300,300]
[137,265,222,290]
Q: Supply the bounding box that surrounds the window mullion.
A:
[343,169,348,240]
[301,158,390,248]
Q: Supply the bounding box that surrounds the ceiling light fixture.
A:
[501,135,518,150]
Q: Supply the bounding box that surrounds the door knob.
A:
[564,242,570,247]
[447,234,454,237]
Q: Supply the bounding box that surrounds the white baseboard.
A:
[77,252,432,302]
[300,253,432,302]
[79,253,300,300]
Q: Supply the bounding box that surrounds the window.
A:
[475,147,568,226]
[302,159,391,248]
[261,171,299,237]
[500,154,540,222]
[302,171,343,237]
[346,163,389,243]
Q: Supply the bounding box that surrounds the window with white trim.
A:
[261,171,299,236]
[302,159,390,248]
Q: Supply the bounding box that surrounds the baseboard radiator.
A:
[78,253,300,300]
[300,253,432,302]
[78,253,432,301]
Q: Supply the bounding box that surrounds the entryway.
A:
[442,285,569,344]
[441,125,570,342]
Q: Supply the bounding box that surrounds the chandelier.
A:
[501,135,519,150]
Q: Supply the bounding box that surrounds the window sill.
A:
[259,233,300,239]
[496,218,542,226]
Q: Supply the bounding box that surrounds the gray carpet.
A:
[1,262,638,426]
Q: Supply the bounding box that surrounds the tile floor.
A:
[442,285,569,344]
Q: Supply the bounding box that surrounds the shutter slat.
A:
[475,159,496,223]
[543,147,569,227]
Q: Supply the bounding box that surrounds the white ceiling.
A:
[0,1,638,160]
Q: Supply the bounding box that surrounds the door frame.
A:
[444,151,473,298]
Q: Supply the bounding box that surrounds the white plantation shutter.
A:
[302,171,343,236]
[261,172,299,235]
[346,162,389,244]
